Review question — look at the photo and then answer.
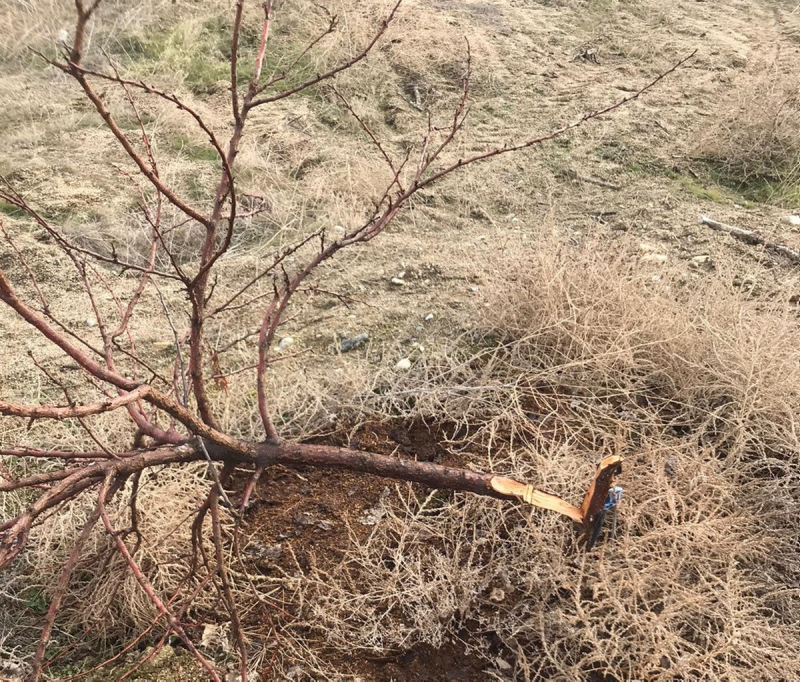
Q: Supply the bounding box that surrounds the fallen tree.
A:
[0,1,687,678]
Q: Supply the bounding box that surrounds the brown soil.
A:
[233,421,493,680]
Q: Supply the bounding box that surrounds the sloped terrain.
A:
[2,0,800,679]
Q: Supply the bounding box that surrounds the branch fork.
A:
[0,0,687,676]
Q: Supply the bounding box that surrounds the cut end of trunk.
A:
[489,476,584,523]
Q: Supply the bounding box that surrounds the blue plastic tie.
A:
[603,486,623,512]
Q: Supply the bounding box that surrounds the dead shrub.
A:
[700,64,800,203]
[2,464,231,651]
[296,240,800,680]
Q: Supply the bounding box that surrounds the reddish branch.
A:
[0,385,150,420]
[0,0,687,678]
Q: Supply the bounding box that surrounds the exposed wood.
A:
[489,476,584,523]
[578,455,623,534]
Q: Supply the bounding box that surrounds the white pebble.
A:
[395,357,411,370]
[489,587,505,602]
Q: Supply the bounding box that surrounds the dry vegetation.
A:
[699,63,800,205]
[2,0,800,680]
[295,243,800,679]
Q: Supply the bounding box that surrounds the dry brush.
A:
[0,1,689,679]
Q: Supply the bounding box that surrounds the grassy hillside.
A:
[1,0,800,679]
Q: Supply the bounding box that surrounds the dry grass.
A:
[3,0,800,678]
[0,465,234,670]
[0,0,184,63]
[288,239,800,680]
[700,62,800,205]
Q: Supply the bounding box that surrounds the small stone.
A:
[278,336,294,351]
[424,313,434,321]
[359,504,385,526]
[245,542,282,561]
[390,277,407,286]
[149,644,175,666]
[470,286,480,293]
[332,225,346,233]
[294,512,317,526]
[489,587,505,602]
[86,317,97,327]
[340,333,369,352]
[200,624,219,649]
[640,253,668,264]
[689,254,712,270]
[495,656,512,671]
[395,357,412,370]
[784,215,800,227]
[285,666,304,680]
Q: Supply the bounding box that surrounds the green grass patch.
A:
[0,199,84,223]
[20,587,48,614]
[168,133,220,163]
[675,175,726,203]
[186,175,211,202]
[116,110,158,131]
[111,12,317,97]
[621,156,760,206]
[0,199,25,217]
[705,167,800,209]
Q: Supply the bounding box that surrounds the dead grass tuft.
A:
[700,63,800,204]
[1,464,232,658]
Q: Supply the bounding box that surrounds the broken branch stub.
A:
[489,455,623,529]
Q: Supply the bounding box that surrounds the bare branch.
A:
[0,385,150,420]
[249,0,402,108]
[415,51,697,191]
